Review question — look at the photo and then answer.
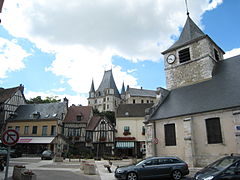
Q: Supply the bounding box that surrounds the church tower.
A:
[162,15,225,90]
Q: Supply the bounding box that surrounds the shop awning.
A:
[17,137,55,144]
[116,141,135,148]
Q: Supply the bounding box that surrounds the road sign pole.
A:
[1,129,19,180]
[4,146,10,180]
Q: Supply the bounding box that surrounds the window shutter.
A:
[164,124,176,146]
[179,48,191,63]
[206,118,223,144]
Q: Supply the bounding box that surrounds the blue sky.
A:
[0,0,239,105]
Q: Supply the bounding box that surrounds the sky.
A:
[0,0,240,106]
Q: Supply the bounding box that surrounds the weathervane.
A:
[185,0,190,16]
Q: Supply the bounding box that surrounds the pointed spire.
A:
[162,16,205,54]
[97,69,120,97]
[89,79,95,93]
[121,82,126,94]
[185,0,190,16]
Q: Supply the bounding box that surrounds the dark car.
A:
[41,150,54,160]
[193,155,240,180]
[10,149,22,158]
[0,149,7,162]
[115,156,189,180]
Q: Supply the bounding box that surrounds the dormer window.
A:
[33,111,40,118]
[214,48,220,61]
[76,115,82,121]
[179,48,191,63]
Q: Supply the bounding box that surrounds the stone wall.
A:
[164,38,224,90]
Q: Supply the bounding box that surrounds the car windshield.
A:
[208,157,238,171]
[135,158,148,166]
[43,150,51,154]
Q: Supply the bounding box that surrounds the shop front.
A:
[15,136,55,156]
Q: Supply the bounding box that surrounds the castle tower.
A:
[88,70,121,112]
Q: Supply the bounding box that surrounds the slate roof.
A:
[89,79,95,93]
[149,55,240,120]
[86,116,102,130]
[116,103,154,118]
[8,102,67,121]
[96,70,120,97]
[162,16,223,54]
[0,85,24,103]
[127,87,156,98]
[64,105,92,123]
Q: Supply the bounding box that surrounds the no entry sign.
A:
[1,129,19,146]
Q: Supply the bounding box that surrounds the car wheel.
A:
[172,170,182,180]
[126,172,137,180]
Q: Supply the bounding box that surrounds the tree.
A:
[26,96,61,104]
[93,109,116,124]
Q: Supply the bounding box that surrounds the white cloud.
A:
[0,37,30,78]
[1,0,223,97]
[224,48,240,59]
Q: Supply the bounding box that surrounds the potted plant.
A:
[99,137,106,141]
[12,165,26,180]
[123,131,131,136]
[21,170,37,180]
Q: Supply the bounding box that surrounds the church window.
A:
[214,48,220,61]
[179,48,191,63]
[164,124,176,146]
[133,99,136,104]
[141,99,144,103]
[205,117,223,144]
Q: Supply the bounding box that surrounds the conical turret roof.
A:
[89,79,95,93]
[97,70,120,97]
[121,82,125,95]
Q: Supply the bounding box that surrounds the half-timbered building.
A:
[86,115,115,158]
[63,105,93,155]
[0,84,26,132]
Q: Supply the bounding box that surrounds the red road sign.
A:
[1,129,19,146]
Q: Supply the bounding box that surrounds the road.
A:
[0,157,198,180]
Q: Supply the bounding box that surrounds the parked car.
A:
[0,147,22,158]
[0,149,7,162]
[115,156,189,180]
[41,150,54,160]
[10,149,22,158]
[193,155,240,180]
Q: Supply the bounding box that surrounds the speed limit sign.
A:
[1,129,19,146]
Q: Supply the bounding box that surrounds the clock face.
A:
[167,54,176,64]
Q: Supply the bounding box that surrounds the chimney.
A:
[19,84,24,93]
[63,97,69,107]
